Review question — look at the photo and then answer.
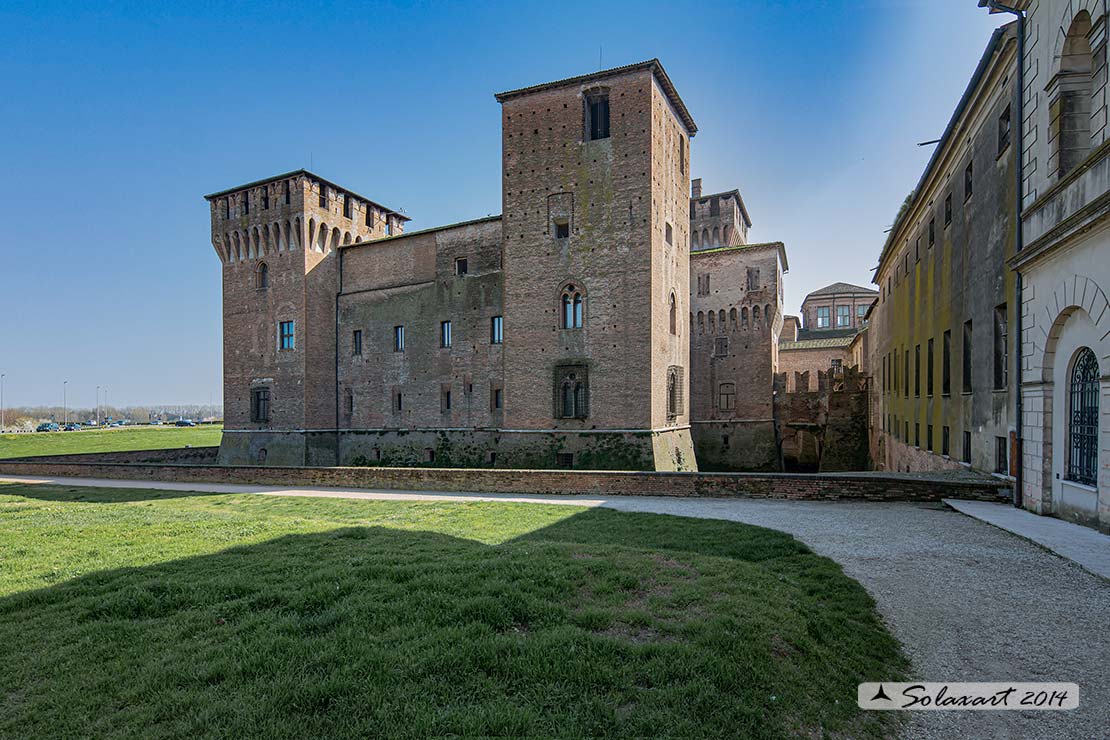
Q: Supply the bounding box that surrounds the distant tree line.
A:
[1,404,223,431]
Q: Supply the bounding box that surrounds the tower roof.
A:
[494,58,697,136]
[203,169,410,221]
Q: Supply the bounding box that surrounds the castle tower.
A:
[495,60,698,470]
[204,170,407,465]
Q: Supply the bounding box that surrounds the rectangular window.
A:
[714,337,728,357]
[441,385,452,413]
[929,218,935,247]
[816,306,830,328]
[963,431,972,464]
[492,386,503,411]
[894,348,899,393]
[942,330,952,395]
[261,187,270,210]
[243,191,250,215]
[836,305,850,327]
[440,320,452,348]
[718,382,736,411]
[345,390,353,416]
[223,199,230,219]
[665,222,673,245]
[927,424,934,452]
[993,304,1008,390]
[915,423,920,448]
[927,338,934,396]
[996,436,1008,475]
[915,237,920,263]
[393,325,405,352]
[831,358,843,373]
[914,344,921,397]
[942,426,951,456]
[352,329,362,356]
[904,350,909,398]
[385,218,393,236]
[998,104,1011,154]
[556,452,574,469]
[586,92,610,140]
[905,421,909,443]
[962,320,973,393]
[343,194,352,219]
[490,316,503,344]
[965,161,973,201]
[279,321,295,350]
[318,184,327,209]
[284,180,291,205]
[857,304,868,321]
[366,208,375,228]
[944,193,952,226]
[393,389,403,413]
[679,136,686,175]
[250,387,270,423]
[554,218,569,239]
[454,257,468,276]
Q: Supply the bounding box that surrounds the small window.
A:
[928,218,935,247]
[666,366,684,418]
[454,257,468,276]
[964,161,973,201]
[492,386,503,411]
[441,386,452,413]
[963,431,972,464]
[914,344,921,397]
[857,304,868,321]
[284,180,291,205]
[490,316,503,344]
[261,187,270,210]
[250,387,270,423]
[366,208,375,228]
[915,423,920,448]
[665,222,673,245]
[393,325,405,352]
[927,338,935,396]
[385,218,393,236]
[942,426,951,457]
[944,194,952,226]
[998,104,1011,155]
[831,358,843,373]
[962,320,973,393]
[440,320,452,348]
[816,306,830,329]
[836,305,851,327]
[993,304,1008,390]
[256,262,269,290]
[343,194,352,219]
[586,90,610,141]
[243,191,250,215]
[393,390,403,413]
[554,218,570,239]
[718,382,736,411]
[942,329,952,395]
[279,321,295,350]
[904,349,909,398]
[996,436,1008,475]
[318,184,327,209]
[927,424,934,452]
[223,199,230,219]
[344,389,353,416]
[556,452,574,469]
[352,329,362,356]
[561,285,583,329]
[669,293,677,335]
[714,337,729,357]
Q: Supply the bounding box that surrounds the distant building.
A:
[778,283,876,393]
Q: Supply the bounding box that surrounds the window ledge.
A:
[1062,478,1098,493]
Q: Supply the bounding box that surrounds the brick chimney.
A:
[691,178,702,199]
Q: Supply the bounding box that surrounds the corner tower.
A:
[204,170,407,465]
[495,60,697,470]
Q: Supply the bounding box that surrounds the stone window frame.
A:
[560,283,585,330]
[393,325,405,353]
[255,261,269,291]
[278,320,295,351]
[454,256,468,276]
[584,86,611,142]
[490,315,504,345]
[718,382,736,412]
[553,364,589,420]
[666,365,685,420]
[1067,347,1100,486]
[250,386,270,423]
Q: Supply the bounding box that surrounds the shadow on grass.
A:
[0,509,907,739]
[0,483,226,504]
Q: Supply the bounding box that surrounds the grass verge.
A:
[0,484,907,738]
[0,425,222,459]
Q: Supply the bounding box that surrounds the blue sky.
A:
[0,1,1004,407]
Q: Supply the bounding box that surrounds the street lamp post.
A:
[1,373,5,432]
[96,385,100,427]
[63,381,68,426]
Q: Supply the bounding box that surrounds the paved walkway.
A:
[945,499,1110,580]
[2,474,1107,740]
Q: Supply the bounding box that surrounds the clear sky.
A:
[0,1,1005,407]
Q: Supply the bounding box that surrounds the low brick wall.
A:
[0,457,1011,503]
[3,446,220,465]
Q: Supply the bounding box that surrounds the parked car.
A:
[175,419,197,427]
[64,423,81,432]
[36,423,59,432]
[150,420,163,425]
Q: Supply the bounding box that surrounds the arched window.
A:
[765,304,772,323]
[555,365,588,419]
[753,304,761,324]
[723,225,730,245]
[741,306,749,328]
[561,284,583,329]
[718,309,726,328]
[669,293,677,335]
[691,231,699,249]
[256,262,269,290]
[729,307,737,330]
[1068,347,1099,486]
[708,311,716,334]
[697,311,705,334]
[666,366,683,418]
[712,227,720,246]
[1058,12,1094,178]
[701,229,709,246]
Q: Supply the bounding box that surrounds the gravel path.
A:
[3,476,1107,739]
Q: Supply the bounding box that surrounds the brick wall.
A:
[0,457,1010,502]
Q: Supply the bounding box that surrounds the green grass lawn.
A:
[0,425,222,459]
[0,484,907,738]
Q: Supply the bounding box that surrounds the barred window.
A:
[554,365,588,419]
[561,285,584,329]
[718,382,735,411]
[250,387,270,423]
[1068,348,1099,486]
[666,365,685,419]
